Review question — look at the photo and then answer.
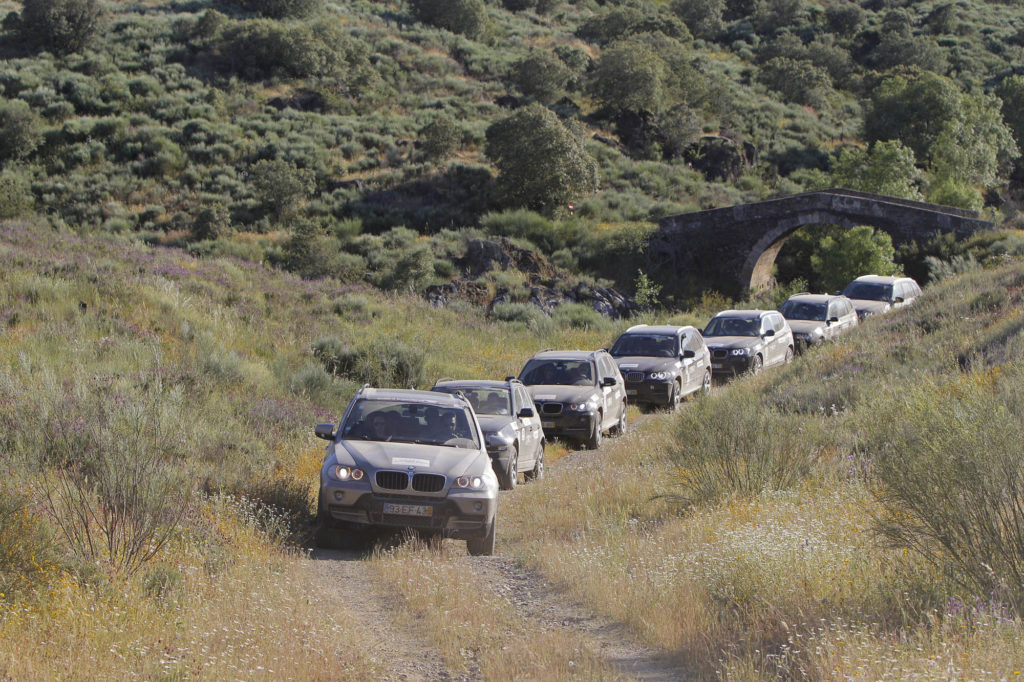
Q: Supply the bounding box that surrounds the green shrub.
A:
[312,336,359,377]
[251,159,314,221]
[551,302,608,331]
[227,0,322,19]
[408,0,488,39]
[510,51,571,104]
[419,114,460,163]
[489,302,552,334]
[0,100,44,163]
[18,0,106,55]
[0,168,35,218]
[0,483,59,598]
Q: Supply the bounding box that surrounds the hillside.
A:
[2,0,1024,302]
[2,219,1024,677]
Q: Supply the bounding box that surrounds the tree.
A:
[589,33,704,116]
[227,0,322,19]
[0,100,44,164]
[18,0,106,55]
[757,57,831,109]
[810,225,899,293]
[830,140,922,200]
[250,159,315,221]
[928,94,1019,189]
[408,0,487,39]
[996,75,1024,154]
[863,71,962,162]
[419,114,461,163]
[485,103,598,215]
[671,0,725,40]
[510,51,571,104]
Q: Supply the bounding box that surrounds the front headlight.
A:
[331,465,365,482]
[455,475,486,490]
[648,371,670,380]
[569,398,598,412]
[729,348,749,356]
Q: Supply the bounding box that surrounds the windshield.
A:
[779,300,827,321]
[340,399,479,448]
[433,387,511,416]
[610,334,678,358]
[519,359,594,386]
[703,316,760,337]
[843,282,893,302]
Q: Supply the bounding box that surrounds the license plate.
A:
[542,421,555,429]
[383,503,433,517]
[626,389,637,396]
[712,363,723,369]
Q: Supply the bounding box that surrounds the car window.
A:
[433,387,510,416]
[684,333,702,352]
[599,355,617,379]
[515,386,531,413]
[610,334,678,357]
[704,316,760,337]
[780,300,826,321]
[770,313,785,332]
[520,359,594,386]
[827,301,840,319]
[342,399,480,448]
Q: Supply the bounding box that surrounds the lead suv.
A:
[779,293,858,353]
[842,275,921,320]
[430,378,544,490]
[703,309,794,376]
[610,324,711,409]
[518,349,626,450]
[314,386,498,555]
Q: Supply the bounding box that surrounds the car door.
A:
[598,355,622,430]
[681,332,702,393]
[761,315,781,366]
[514,385,542,466]
[770,313,790,365]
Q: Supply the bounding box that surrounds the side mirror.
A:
[518,407,535,418]
[894,296,905,303]
[682,349,696,359]
[601,376,617,387]
[314,423,336,440]
[762,329,775,337]
[829,316,839,323]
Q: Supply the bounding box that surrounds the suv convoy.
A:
[842,275,921,320]
[609,324,711,409]
[778,293,858,353]
[431,378,544,490]
[314,387,498,555]
[703,309,794,376]
[518,349,627,450]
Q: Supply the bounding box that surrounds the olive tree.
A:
[17,0,106,55]
[485,103,598,215]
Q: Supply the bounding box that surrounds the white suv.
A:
[842,275,921,320]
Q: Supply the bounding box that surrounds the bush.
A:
[489,302,551,332]
[251,159,315,220]
[0,168,35,218]
[510,51,571,104]
[408,0,488,39]
[0,483,59,598]
[191,203,231,241]
[312,336,359,377]
[0,100,44,163]
[18,0,106,55]
[551,302,607,331]
[227,0,322,19]
[419,114,460,163]
[311,337,426,388]
[220,19,350,80]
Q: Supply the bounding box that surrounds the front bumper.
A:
[709,354,755,376]
[320,483,496,539]
[624,381,674,405]
[536,410,598,439]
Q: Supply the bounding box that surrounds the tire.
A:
[784,346,794,364]
[466,517,496,556]
[700,370,712,396]
[525,443,544,482]
[584,414,603,450]
[749,354,763,376]
[498,446,518,491]
[668,382,682,410]
[613,406,627,436]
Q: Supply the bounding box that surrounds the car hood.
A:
[475,414,516,436]
[787,320,826,335]
[614,356,681,373]
[850,299,890,315]
[703,336,764,350]
[335,440,486,476]
[525,384,600,403]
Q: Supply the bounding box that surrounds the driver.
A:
[365,412,391,441]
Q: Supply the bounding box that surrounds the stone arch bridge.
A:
[648,188,993,297]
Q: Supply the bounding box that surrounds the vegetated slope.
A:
[2,0,1024,300]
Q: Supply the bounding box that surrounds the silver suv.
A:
[703,309,794,376]
[431,378,544,490]
[779,293,858,353]
[842,275,921,320]
[518,349,627,450]
[314,386,498,555]
[610,324,711,409]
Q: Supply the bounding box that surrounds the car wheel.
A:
[584,414,603,450]
[466,517,496,556]
[668,381,682,410]
[498,446,518,491]
[700,370,712,396]
[525,443,544,482]
[614,406,627,435]
[750,354,763,375]
[785,346,794,364]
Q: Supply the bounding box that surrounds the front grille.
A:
[541,403,563,415]
[412,473,445,493]
[626,372,645,383]
[376,471,409,490]
[712,349,727,360]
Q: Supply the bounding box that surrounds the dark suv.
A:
[518,349,627,450]
[703,309,794,376]
[610,324,711,409]
[779,293,858,353]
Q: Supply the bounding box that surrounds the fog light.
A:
[473,502,483,512]
[333,490,344,502]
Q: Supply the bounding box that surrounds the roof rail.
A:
[433,377,455,386]
[504,375,516,382]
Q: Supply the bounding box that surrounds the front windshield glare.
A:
[779,301,826,321]
[435,388,510,416]
[703,316,760,337]
[610,334,678,358]
[520,359,594,386]
[341,399,479,448]
[843,282,893,302]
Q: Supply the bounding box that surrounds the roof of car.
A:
[711,309,773,318]
[357,386,469,407]
[784,293,845,303]
[621,324,695,335]
[432,379,514,390]
[528,349,605,361]
[852,275,913,284]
